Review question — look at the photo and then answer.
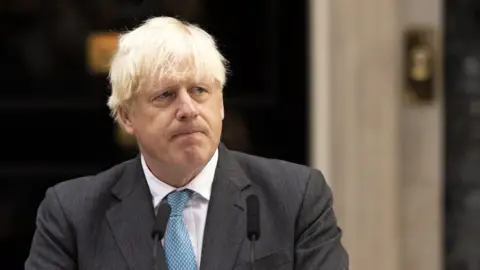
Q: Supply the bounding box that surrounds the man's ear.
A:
[221,103,224,120]
[118,107,134,135]
[219,92,225,120]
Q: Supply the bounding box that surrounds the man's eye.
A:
[158,91,173,98]
[192,87,207,94]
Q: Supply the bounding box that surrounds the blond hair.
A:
[107,16,228,123]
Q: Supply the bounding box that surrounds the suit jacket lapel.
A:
[200,145,251,270]
[106,158,159,270]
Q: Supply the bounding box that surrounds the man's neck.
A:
[153,165,203,188]
[141,156,206,188]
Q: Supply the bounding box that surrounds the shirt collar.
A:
[141,148,219,207]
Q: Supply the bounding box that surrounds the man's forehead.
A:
[147,73,216,89]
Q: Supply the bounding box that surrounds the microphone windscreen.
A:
[152,201,171,239]
[246,195,260,240]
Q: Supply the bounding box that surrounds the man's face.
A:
[121,74,224,171]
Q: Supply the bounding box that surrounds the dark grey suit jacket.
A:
[25,145,348,270]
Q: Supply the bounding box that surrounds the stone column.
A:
[309,0,443,269]
[329,0,402,269]
[400,0,443,268]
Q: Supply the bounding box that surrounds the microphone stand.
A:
[249,234,257,270]
[246,194,260,270]
[153,233,161,270]
[152,202,170,270]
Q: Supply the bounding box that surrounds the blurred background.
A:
[0,0,473,269]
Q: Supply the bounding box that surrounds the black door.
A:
[0,0,308,268]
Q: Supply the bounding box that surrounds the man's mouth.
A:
[172,130,203,139]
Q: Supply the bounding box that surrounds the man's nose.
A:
[175,90,199,121]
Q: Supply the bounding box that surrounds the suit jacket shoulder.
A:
[232,150,313,182]
[52,159,135,216]
[25,157,158,270]
[231,150,318,205]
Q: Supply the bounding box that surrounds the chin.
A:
[176,144,212,165]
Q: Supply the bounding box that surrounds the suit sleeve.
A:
[25,187,77,270]
[294,169,349,270]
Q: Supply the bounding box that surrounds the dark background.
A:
[0,0,308,268]
[445,0,480,269]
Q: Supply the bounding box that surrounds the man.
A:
[25,16,348,270]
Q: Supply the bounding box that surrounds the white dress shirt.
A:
[141,149,218,267]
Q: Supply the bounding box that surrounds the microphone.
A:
[246,195,260,270]
[152,201,171,270]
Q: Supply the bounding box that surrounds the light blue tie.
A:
[164,190,197,270]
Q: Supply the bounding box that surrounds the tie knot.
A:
[167,190,192,216]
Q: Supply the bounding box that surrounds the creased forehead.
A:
[141,55,222,87]
[143,69,222,95]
